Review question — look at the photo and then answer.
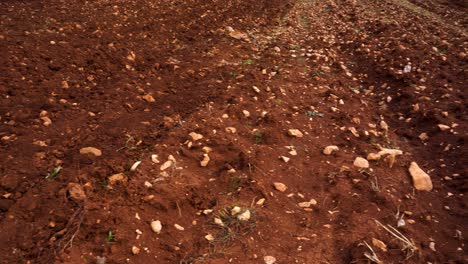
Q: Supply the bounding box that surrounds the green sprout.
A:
[106,231,116,243]
[45,166,62,179]
[306,111,324,118]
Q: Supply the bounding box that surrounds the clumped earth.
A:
[0,0,466,263]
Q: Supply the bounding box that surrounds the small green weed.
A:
[253,132,264,144]
[306,111,324,118]
[242,59,255,65]
[45,166,62,179]
[106,231,116,243]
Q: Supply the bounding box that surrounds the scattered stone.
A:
[348,127,359,137]
[79,147,102,157]
[214,217,224,226]
[380,120,389,131]
[108,173,128,185]
[144,181,152,188]
[288,129,303,138]
[323,145,339,155]
[237,209,251,221]
[151,154,160,163]
[61,80,69,89]
[67,183,86,201]
[225,127,237,133]
[131,246,140,255]
[189,132,203,141]
[96,256,106,264]
[256,198,266,206]
[409,162,433,191]
[252,86,261,93]
[130,161,141,171]
[367,147,403,168]
[280,156,290,163]
[429,241,436,252]
[273,182,287,192]
[229,30,249,41]
[264,256,277,264]
[160,160,173,171]
[200,154,210,167]
[353,157,369,168]
[142,94,155,103]
[242,110,250,117]
[438,124,450,131]
[205,234,215,241]
[151,220,162,234]
[41,116,52,126]
[419,133,429,141]
[231,206,242,215]
[174,224,184,231]
[203,209,213,215]
[372,238,388,252]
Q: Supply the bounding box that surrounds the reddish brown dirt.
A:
[0,0,466,263]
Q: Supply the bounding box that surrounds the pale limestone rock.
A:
[409,162,433,191]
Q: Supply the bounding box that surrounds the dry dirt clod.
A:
[108,173,128,185]
[142,94,155,103]
[79,147,102,156]
[225,127,237,133]
[189,132,203,141]
[288,129,303,138]
[409,162,433,191]
[67,183,86,201]
[200,154,210,167]
[41,116,52,126]
[229,30,249,41]
[273,182,287,192]
[419,133,429,141]
[323,145,339,155]
[353,157,369,168]
[151,220,162,234]
[60,80,69,89]
[264,256,277,264]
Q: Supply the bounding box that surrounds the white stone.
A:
[174,224,185,231]
[353,157,369,168]
[323,146,339,155]
[273,182,287,192]
[264,256,277,264]
[288,129,303,138]
[151,220,162,234]
[409,162,433,191]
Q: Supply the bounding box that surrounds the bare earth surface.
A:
[0,0,466,263]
